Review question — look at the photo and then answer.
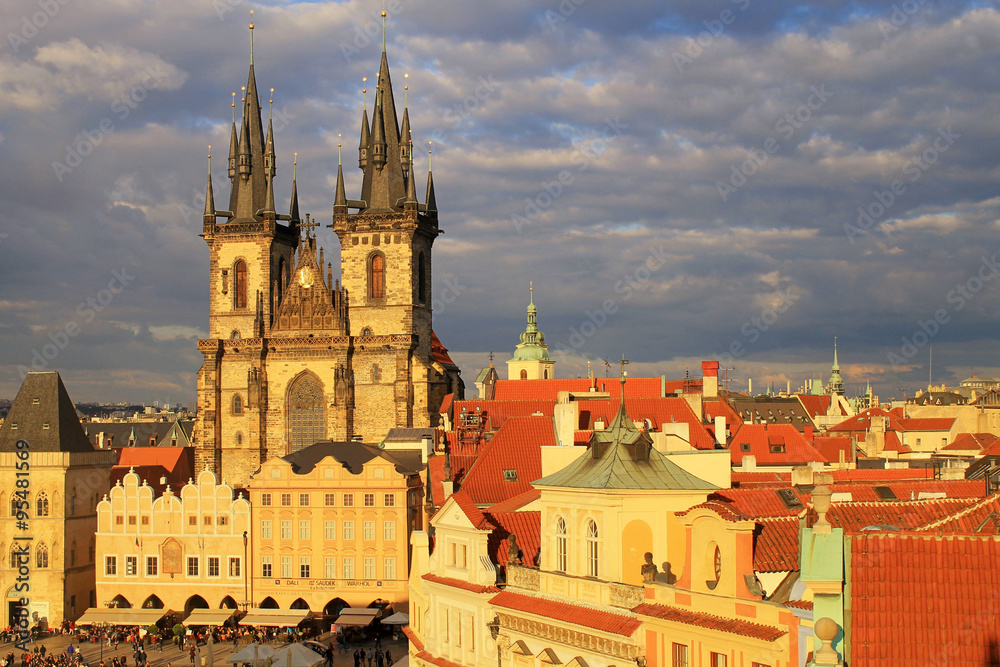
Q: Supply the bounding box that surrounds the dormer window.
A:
[502,469,517,482]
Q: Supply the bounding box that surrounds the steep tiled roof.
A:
[753,516,801,572]
[704,400,742,434]
[453,399,556,430]
[576,398,715,450]
[811,434,855,463]
[728,423,829,465]
[458,416,555,505]
[942,432,996,452]
[490,591,641,636]
[487,488,541,513]
[796,394,831,418]
[0,372,95,453]
[493,377,665,400]
[430,331,457,366]
[632,603,786,642]
[421,573,499,594]
[897,417,955,431]
[486,510,541,567]
[731,471,791,486]
[828,408,905,433]
[783,599,813,610]
[446,490,489,528]
[850,533,1000,666]
[915,494,1000,535]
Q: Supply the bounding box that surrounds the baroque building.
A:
[196,21,463,488]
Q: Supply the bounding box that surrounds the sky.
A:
[0,0,999,406]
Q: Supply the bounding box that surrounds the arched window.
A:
[586,520,599,578]
[35,543,48,568]
[361,327,373,337]
[235,432,243,446]
[234,260,248,309]
[36,492,49,517]
[417,252,426,304]
[233,394,243,415]
[368,254,385,299]
[277,256,287,305]
[555,517,567,573]
[287,375,325,454]
[10,544,25,569]
[371,365,381,383]
[520,370,528,380]
[544,369,549,379]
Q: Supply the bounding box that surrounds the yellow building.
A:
[0,372,115,628]
[248,442,423,618]
[95,468,251,613]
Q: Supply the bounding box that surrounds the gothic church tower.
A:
[195,17,462,489]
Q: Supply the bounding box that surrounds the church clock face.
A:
[298,267,314,289]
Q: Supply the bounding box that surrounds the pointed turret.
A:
[828,338,844,396]
[264,116,276,177]
[237,115,252,180]
[507,282,556,380]
[264,169,276,219]
[358,108,370,170]
[228,27,269,222]
[289,175,300,226]
[425,167,437,213]
[356,50,406,213]
[405,149,418,208]
[334,163,348,214]
[204,152,216,223]
[400,107,411,173]
[228,120,239,180]
[371,96,388,170]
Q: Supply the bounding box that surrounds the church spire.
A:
[228,93,238,180]
[203,147,216,221]
[288,152,300,226]
[357,47,406,212]
[828,337,844,396]
[405,141,418,207]
[334,137,348,215]
[507,282,555,380]
[229,15,269,222]
[425,142,437,213]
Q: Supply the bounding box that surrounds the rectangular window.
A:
[204,516,212,525]
[364,557,375,580]
[280,520,292,540]
[449,542,456,566]
[229,557,241,577]
[188,516,197,526]
[187,557,199,577]
[141,516,150,526]
[383,520,396,541]
[218,516,228,526]
[281,556,292,578]
[146,557,158,577]
[299,493,310,507]
[125,556,137,576]
[324,521,336,540]
[343,521,355,540]
[261,520,272,539]
[299,520,311,540]
[384,557,396,580]
[115,516,124,526]
[343,557,355,580]
[325,557,336,580]
[710,653,727,667]
[128,516,136,526]
[300,557,310,578]
[261,556,272,578]
[281,493,292,507]
[460,544,467,568]
[261,493,272,507]
[364,493,375,507]
[363,521,375,541]
[343,494,354,507]
[383,493,395,507]
[324,493,336,506]
[105,556,117,576]
[672,644,689,667]
[208,557,220,577]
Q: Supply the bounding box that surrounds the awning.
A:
[269,644,324,667]
[239,609,310,627]
[185,609,237,626]
[227,644,275,663]
[76,608,173,626]
[381,612,408,625]
[334,609,379,626]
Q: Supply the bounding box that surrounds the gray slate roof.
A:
[0,372,94,453]
[534,402,716,491]
[282,441,423,476]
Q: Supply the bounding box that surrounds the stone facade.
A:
[195,44,463,490]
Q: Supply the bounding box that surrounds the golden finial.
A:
[381,0,387,52]
[249,9,255,65]
[362,77,367,108]
[231,92,236,124]
[337,134,342,166]
[207,145,212,175]
[404,73,409,108]
[269,87,274,121]
[293,152,297,181]
[428,140,432,171]
[241,85,246,105]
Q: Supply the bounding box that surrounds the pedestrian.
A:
[353,649,360,667]
[375,650,383,667]
[384,650,391,666]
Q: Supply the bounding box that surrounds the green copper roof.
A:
[509,285,550,362]
[534,401,717,491]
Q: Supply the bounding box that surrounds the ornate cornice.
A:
[495,613,639,661]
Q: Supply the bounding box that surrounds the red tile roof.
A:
[453,399,556,430]
[487,488,541,513]
[576,398,715,450]
[754,516,802,572]
[402,627,424,652]
[942,433,996,452]
[632,603,787,642]
[438,393,454,416]
[828,408,905,433]
[490,591,641,637]
[728,423,830,465]
[915,494,1000,535]
[493,377,665,400]
[486,510,541,568]
[850,533,1000,666]
[796,394,832,418]
[811,434,855,463]
[415,651,464,667]
[458,416,555,506]
[731,471,791,487]
[981,437,1000,456]
[430,331,457,366]
[783,599,813,610]
[897,417,956,432]
[421,573,500,594]
[828,468,936,483]
[704,400,742,434]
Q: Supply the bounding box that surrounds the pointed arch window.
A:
[368,253,385,300]
[555,517,567,573]
[371,365,381,383]
[36,492,49,517]
[417,252,426,304]
[287,375,325,454]
[233,394,243,415]
[234,260,248,310]
[277,256,287,306]
[10,544,25,569]
[586,519,599,578]
[36,543,48,569]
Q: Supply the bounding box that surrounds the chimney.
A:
[714,415,726,446]
[741,454,757,472]
[702,361,719,399]
[748,378,753,395]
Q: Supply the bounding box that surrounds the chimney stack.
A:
[702,361,719,399]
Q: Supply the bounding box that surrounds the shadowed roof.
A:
[281,441,422,476]
[0,372,94,453]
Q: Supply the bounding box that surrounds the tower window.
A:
[520,370,527,380]
[233,394,243,415]
[369,253,385,300]
[371,365,381,383]
[417,252,426,304]
[234,260,248,310]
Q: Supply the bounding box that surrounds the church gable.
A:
[272,223,347,334]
